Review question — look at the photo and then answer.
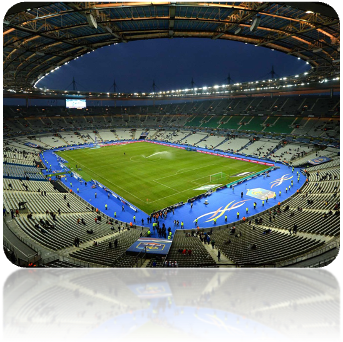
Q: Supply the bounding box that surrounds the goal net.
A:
[210,172,226,183]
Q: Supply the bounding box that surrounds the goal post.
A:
[210,172,226,183]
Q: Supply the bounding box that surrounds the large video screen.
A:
[66,99,86,109]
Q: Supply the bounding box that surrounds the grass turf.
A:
[56,142,269,214]
[124,322,192,341]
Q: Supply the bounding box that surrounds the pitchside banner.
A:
[196,149,274,166]
[128,282,172,299]
[150,141,185,149]
[308,156,331,165]
[99,141,139,147]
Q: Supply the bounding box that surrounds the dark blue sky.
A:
[5,38,311,106]
[37,38,310,93]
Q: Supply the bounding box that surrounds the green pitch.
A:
[57,142,268,213]
[125,322,192,341]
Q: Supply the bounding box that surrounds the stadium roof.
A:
[3,2,340,91]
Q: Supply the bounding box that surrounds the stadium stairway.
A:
[265,142,283,158]
[178,131,193,143]
[202,242,235,266]
[196,134,209,145]
[237,139,253,153]
[213,138,228,150]
[248,224,331,243]
[95,131,103,142]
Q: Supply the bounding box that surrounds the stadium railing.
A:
[134,249,147,268]
[276,238,339,267]
[39,255,93,268]
[3,237,41,267]
[3,219,42,264]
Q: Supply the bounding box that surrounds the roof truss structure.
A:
[3,2,340,91]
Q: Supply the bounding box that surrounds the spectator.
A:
[293,224,298,235]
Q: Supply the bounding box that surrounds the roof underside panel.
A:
[3,1,340,90]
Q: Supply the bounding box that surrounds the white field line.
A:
[153,179,179,192]
[148,164,266,204]
[60,149,268,208]
[61,154,146,204]
[154,162,228,181]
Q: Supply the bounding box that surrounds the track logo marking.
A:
[194,200,250,223]
[246,188,275,200]
[270,174,293,188]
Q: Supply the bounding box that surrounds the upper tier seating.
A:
[217,138,250,153]
[3,164,45,180]
[269,143,315,162]
[182,132,207,146]
[197,135,226,149]
[3,178,58,193]
[3,191,90,214]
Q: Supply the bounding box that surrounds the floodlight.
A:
[212,32,224,40]
[234,27,242,35]
[250,15,261,32]
[86,13,97,29]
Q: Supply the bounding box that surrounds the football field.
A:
[57,142,269,213]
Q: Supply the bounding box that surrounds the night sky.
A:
[5,38,310,105]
